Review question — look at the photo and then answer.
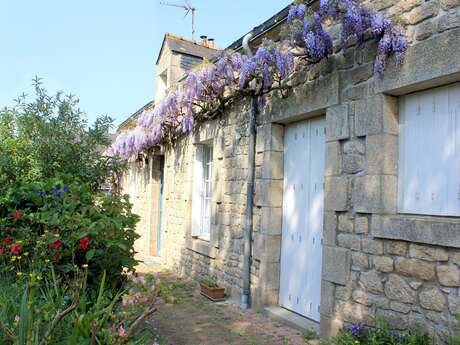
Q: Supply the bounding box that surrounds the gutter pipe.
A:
[241,33,257,310]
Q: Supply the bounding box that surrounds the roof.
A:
[227,6,290,51]
[227,0,316,51]
[155,33,221,65]
[117,100,155,131]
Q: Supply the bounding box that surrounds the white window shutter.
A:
[449,83,460,215]
[398,82,460,216]
[191,145,204,236]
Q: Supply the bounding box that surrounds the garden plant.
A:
[0,77,162,343]
[319,322,433,345]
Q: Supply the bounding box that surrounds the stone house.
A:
[117,1,460,342]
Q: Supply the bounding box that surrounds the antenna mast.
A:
[160,1,196,41]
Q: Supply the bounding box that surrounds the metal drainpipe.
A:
[241,33,256,310]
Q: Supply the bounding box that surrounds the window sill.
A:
[187,237,217,258]
[372,214,460,248]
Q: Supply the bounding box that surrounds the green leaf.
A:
[85,249,95,261]
[18,288,29,345]
[115,242,128,251]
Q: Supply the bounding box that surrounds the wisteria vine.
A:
[112,0,408,160]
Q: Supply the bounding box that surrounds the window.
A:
[192,144,213,240]
[155,70,168,102]
[398,82,460,216]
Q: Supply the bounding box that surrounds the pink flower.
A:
[14,315,20,322]
[118,326,127,338]
[0,247,6,255]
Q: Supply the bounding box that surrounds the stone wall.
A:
[157,102,253,300]
[122,0,460,341]
[305,1,459,342]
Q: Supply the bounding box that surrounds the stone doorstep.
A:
[264,306,320,334]
[138,255,163,265]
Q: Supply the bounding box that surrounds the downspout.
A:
[241,33,256,310]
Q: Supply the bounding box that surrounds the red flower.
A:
[12,210,23,221]
[51,240,62,250]
[11,244,21,255]
[0,247,6,255]
[3,236,13,245]
[79,236,90,250]
[54,252,61,260]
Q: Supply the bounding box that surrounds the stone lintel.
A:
[371,215,460,248]
[376,28,460,95]
[265,73,339,123]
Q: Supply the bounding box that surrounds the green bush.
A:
[0,176,139,287]
[448,314,460,345]
[0,78,126,194]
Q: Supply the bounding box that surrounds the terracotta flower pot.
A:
[200,282,225,301]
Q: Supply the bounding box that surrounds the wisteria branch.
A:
[112,0,408,160]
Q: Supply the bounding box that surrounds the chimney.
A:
[208,38,215,48]
[200,35,208,46]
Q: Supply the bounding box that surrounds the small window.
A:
[398,82,460,216]
[192,144,213,240]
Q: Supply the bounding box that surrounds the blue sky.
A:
[0,1,292,128]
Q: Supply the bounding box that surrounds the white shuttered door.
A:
[279,117,325,322]
[399,82,460,216]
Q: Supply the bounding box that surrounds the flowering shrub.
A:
[320,322,432,345]
[0,176,139,286]
[112,0,408,160]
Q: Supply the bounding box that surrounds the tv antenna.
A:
[160,1,196,41]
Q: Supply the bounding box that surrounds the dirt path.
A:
[139,265,314,345]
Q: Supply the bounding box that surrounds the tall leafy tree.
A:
[0,77,125,192]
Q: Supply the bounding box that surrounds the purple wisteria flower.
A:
[370,11,391,38]
[341,0,365,48]
[301,13,333,62]
[288,4,306,23]
[374,25,408,76]
[138,110,154,128]
[182,116,194,133]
